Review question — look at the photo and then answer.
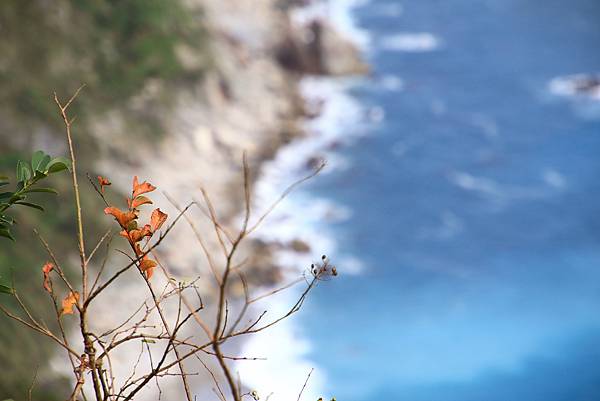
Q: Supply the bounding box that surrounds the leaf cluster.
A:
[0,150,70,242]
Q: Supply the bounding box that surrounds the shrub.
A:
[0,90,334,401]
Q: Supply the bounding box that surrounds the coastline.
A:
[236,76,368,401]
[72,1,369,400]
[8,1,600,400]
[235,2,371,400]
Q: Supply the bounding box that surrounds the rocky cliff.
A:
[56,1,367,399]
[0,1,366,399]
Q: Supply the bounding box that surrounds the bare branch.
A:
[247,161,325,235]
[297,368,314,401]
[164,193,221,286]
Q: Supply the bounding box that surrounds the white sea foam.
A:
[236,0,371,397]
[237,290,324,401]
[469,113,499,138]
[291,0,371,49]
[547,74,600,120]
[380,32,440,52]
[379,74,404,91]
[337,255,365,274]
[448,170,565,210]
[367,105,386,123]
[449,171,502,197]
[417,211,464,240]
[371,2,403,17]
[237,20,369,400]
[247,78,367,277]
[542,168,566,189]
[548,74,600,101]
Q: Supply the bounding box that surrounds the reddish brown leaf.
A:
[42,262,54,293]
[104,207,138,229]
[121,225,153,244]
[97,176,111,193]
[134,243,144,257]
[128,196,153,209]
[61,291,80,316]
[132,176,156,198]
[139,258,157,279]
[150,208,168,233]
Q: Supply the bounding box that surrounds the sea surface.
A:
[239,1,600,400]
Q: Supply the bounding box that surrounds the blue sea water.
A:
[297,0,600,400]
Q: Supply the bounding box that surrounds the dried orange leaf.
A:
[150,208,168,232]
[132,176,156,198]
[104,207,138,229]
[124,225,153,244]
[97,176,111,193]
[42,262,54,293]
[139,258,157,279]
[128,196,153,209]
[61,291,80,316]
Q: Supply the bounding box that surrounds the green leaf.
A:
[21,161,32,182]
[15,161,22,182]
[14,201,44,212]
[31,150,46,172]
[0,192,12,201]
[0,182,9,188]
[0,228,15,241]
[16,160,32,183]
[34,155,52,174]
[0,283,13,295]
[23,187,58,195]
[47,157,71,174]
[0,174,8,180]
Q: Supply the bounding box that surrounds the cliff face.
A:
[95,2,292,210]
[89,0,301,291]
[89,2,363,399]
[53,1,365,399]
[90,0,366,285]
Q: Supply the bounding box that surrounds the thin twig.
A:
[164,194,221,285]
[27,365,39,401]
[297,368,314,401]
[247,161,325,235]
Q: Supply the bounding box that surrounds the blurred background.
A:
[1,0,600,400]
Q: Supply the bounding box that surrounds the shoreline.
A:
[78,1,370,400]
[235,2,371,400]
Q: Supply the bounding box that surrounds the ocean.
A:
[238,0,600,400]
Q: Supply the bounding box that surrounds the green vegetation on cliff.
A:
[0,0,208,141]
[0,1,210,398]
